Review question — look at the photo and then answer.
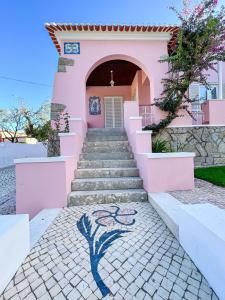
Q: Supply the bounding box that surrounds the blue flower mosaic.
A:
[76,206,137,297]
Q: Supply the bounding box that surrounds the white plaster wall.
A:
[0,142,47,168]
[0,215,29,294]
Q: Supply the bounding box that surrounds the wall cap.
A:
[136,130,152,134]
[0,214,29,236]
[69,117,82,121]
[142,152,195,159]
[58,132,77,137]
[129,116,143,120]
[14,156,73,164]
[169,124,225,128]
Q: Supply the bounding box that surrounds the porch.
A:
[86,59,225,128]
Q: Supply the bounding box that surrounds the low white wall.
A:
[179,204,225,300]
[149,194,225,300]
[0,214,29,294]
[0,142,47,168]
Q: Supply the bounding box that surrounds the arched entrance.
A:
[86,59,151,128]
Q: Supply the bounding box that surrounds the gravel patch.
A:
[0,165,16,215]
[171,178,225,210]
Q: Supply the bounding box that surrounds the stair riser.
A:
[82,145,131,153]
[72,179,143,191]
[87,128,126,133]
[84,141,129,148]
[80,152,134,160]
[68,192,148,206]
[78,160,137,169]
[86,136,128,142]
[76,168,139,178]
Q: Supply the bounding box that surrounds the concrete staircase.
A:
[68,128,148,206]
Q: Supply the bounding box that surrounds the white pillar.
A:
[218,61,223,99]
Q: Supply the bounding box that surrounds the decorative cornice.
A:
[45,23,179,55]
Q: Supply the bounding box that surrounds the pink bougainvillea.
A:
[145,0,225,134]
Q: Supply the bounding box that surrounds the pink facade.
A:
[202,100,225,124]
[52,38,183,126]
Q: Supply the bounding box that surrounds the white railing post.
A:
[218,61,223,100]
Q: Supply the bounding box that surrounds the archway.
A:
[85,58,152,128]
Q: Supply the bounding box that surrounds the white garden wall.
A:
[0,142,47,168]
[0,215,29,294]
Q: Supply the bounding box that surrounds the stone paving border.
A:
[171,178,225,210]
[0,202,219,300]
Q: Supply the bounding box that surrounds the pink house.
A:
[47,23,225,128]
[15,24,225,218]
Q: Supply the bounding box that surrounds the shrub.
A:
[152,139,172,153]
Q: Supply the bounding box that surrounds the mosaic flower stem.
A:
[89,243,110,297]
[77,210,135,298]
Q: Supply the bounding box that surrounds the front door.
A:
[104,97,123,128]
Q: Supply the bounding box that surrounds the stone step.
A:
[76,167,139,178]
[80,152,134,160]
[68,189,148,206]
[84,140,129,148]
[82,144,131,153]
[87,128,126,135]
[71,177,143,191]
[86,135,128,142]
[78,160,137,169]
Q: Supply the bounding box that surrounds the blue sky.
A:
[0,0,187,110]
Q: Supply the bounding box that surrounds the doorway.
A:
[104,96,123,128]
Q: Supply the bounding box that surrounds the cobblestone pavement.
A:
[0,166,16,215]
[1,203,218,300]
[171,178,225,210]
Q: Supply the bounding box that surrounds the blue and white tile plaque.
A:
[64,42,80,54]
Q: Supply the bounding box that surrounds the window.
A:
[199,85,218,101]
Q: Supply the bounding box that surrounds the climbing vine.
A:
[144,0,225,134]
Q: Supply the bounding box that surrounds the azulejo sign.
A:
[64,42,80,54]
[89,96,101,115]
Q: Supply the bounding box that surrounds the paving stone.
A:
[34,283,47,298]
[49,284,61,297]
[169,291,183,300]
[143,282,157,296]
[171,178,225,210]
[173,283,185,297]
[128,282,139,296]
[184,291,198,300]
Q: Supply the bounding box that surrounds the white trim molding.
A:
[55,31,172,42]
[169,124,225,128]
[129,116,143,120]
[14,156,73,164]
[136,130,152,134]
[143,152,195,159]
[58,132,77,137]
[218,61,223,100]
[69,117,82,121]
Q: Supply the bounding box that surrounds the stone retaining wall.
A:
[158,126,225,166]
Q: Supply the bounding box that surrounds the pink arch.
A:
[85,54,152,85]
